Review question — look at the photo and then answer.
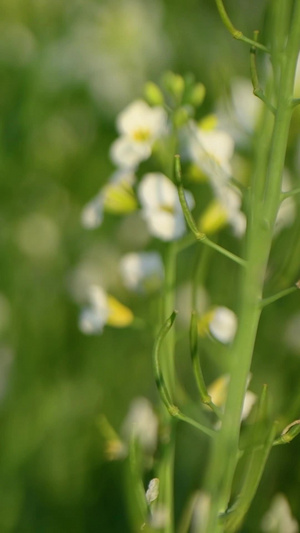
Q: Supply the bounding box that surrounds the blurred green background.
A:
[1,0,300,531]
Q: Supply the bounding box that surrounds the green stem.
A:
[281,186,300,200]
[250,35,276,113]
[157,243,178,533]
[260,285,298,308]
[215,0,269,53]
[153,311,215,435]
[174,155,246,267]
[204,2,300,531]
[175,411,215,438]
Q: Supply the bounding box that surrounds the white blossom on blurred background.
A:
[209,306,237,344]
[261,493,298,533]
[121,397,158,455]
[79,285,133,335]
[110,100,168,169]
[81,169,137,229]
[145,478,160,505]
[138,172,195,241]
[199,186,246,237]
[208,374,256,422]
[198,305,237,344]
[191,491,211,533]
[274,172,296,236]
[186,116,235,183]
[120,251,164,293]
[217,77,263,145]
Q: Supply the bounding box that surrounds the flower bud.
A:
[144,82,164,106]
[189,83,206,107]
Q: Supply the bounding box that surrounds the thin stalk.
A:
[250,34,276,113]
[260,285,298,308]
[215,0,269,53]
[281,187,300,200]
[174,155,246,267]
[204,2,300,531]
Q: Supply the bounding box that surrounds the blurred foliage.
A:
[1,0,300,531]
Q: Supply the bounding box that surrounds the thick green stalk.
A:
[157,243,178,533]
[204,2,300,531]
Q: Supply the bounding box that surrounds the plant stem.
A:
[157,242,178,533]
[260,285,298,308]
[215,0,269,53]
[204,2,300,531]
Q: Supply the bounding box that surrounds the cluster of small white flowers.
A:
[138,172,194,241]
[81,98,196,242]
[182,115,246,237]
[110,100,168,169]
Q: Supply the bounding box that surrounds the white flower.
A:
[242,390,257,420]
[121,397,158,454]
[185,119,245,237]
[218,187,246,237]
[138,172,194,241]
[187,118,235,183]
[191,491,211,533]
[81,169,137,229]
[81,193,104,229]
[199,186,246,237]
[110,100,168,169]
[207,374,256,422]
[274,172,296,236]
[275,196,296,235]
[120,251,164,293]
[79,285,109,334]
[79,285,133,335]
[209,306,237,344]
[231,78,262,134]
[146,478,160,505]
[149,505,169,530]
[261,494,299,533]
[217,77,263,146]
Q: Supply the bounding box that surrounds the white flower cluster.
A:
[78,86,250,336]
[78,249,164,334]
[183,116,246,237]
[81,99,195,242]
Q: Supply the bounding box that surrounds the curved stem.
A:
[175,155,246,267]
[215,0,269,53]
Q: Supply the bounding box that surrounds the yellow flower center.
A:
[132,128,151,142]
[160,204,174,214]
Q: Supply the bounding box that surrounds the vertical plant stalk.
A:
[157,242,178,533]
[205,2,300,531]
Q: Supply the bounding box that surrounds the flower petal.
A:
[79,307,106,335]
[110,136,151,169]
[116,100,168,139]
[209,306,237,344]
[138,172,179,210]
[120,251,164,293]
[143,209,186,241]
[81,194,104,229]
